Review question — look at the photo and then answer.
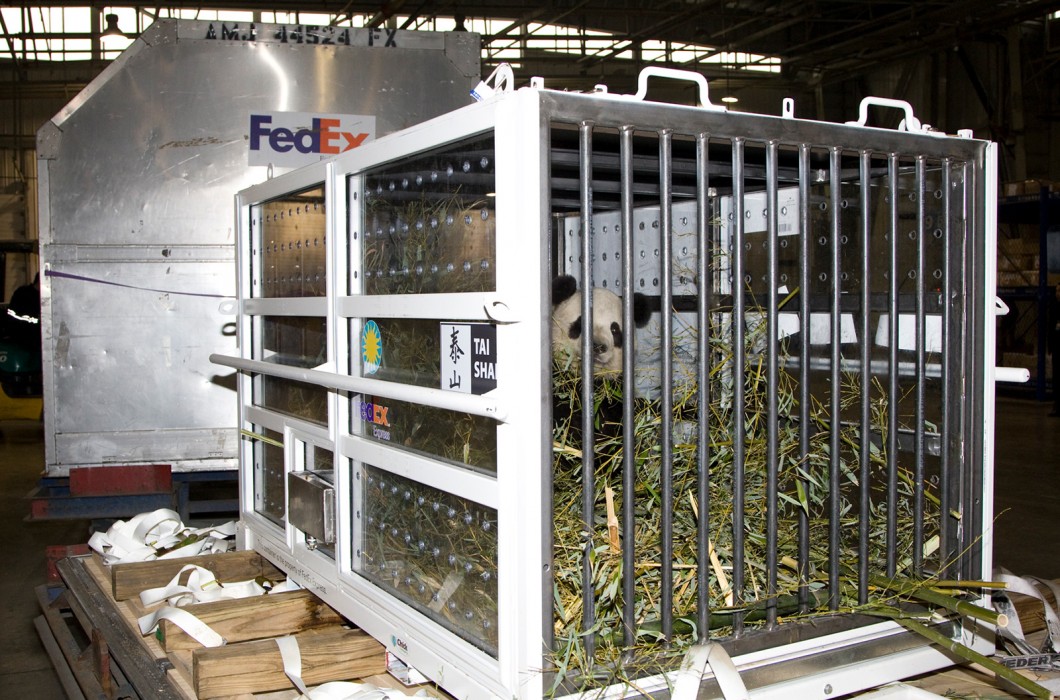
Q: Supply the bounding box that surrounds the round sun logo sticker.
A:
[361,320,382,375]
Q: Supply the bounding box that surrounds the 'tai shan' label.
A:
[440,323,497,395]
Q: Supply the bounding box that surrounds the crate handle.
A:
[484,299,518,324]
[846,96,922,132]
[782,97,796,119]
[995,367,1030,383]
[470,63,515,102]
[625,66,725,111]
[995,296,1010,316]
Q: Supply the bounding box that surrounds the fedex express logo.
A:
[248,111,375,168]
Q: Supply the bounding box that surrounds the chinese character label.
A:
[440,323,497,395]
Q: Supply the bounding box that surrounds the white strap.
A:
[135,564,285,650]
[672,641,750,700]
[139,564,266,607]
[278,636,426,700]
[87,508,237,565]
[295,681,423,700]
[157,536,231,560]
[88,529,156,565]
[996,572,1060,648]
[131,508,184,545]
[270,579,304,594]
[200,521,238,538]
[137,606,225,647]
[992,593,1038,655]
[140,565,219,606]
[1030,576,1060,620]
[277,635,310,696]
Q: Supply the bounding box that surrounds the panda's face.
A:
[552,287,627,371]
[551,276,651,373]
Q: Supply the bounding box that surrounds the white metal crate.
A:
[216,73,999,699]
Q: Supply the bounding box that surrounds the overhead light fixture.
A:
[100,14,125,44]
[721,95,739,104]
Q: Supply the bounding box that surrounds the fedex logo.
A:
[250,116,367,154]
[248,111,375,167]
[358,401,390,427]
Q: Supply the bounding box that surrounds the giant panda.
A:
[551,274,653,471]
[551,274,651,372]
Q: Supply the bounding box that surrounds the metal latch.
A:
[287,471,336,548]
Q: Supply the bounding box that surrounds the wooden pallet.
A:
[36,551,405,699]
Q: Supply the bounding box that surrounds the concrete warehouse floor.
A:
[0,395,1057,697]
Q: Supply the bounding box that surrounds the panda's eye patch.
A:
[568,317,583,340]
[610,322,623,348]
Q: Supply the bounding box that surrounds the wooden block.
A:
[1009,578,1060,635]
[193,627,386,698]
[166,649,195,693]
[159,589,344,651]
[110,550,284,601]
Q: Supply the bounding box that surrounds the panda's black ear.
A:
[552,275,578,306]
[632,292,652,327]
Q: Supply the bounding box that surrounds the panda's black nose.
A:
[593,342,609,356]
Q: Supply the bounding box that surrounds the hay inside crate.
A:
[549,309,943,689]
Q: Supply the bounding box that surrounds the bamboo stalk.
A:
[932,580,1008,590]
[605,487,620,554]
[892,617,1053,700]
[868,574,1008,629]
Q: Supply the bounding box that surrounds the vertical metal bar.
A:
[913,156,927,577]
[659,128,675,643]
[577,120,596,660]
[619,125,637,649]
[542,146,559,657]
[1039,180,1051,402]
[940,159,953,579]
[765,140,780,628]
[731,138,747,635]
[858,151,872,606]
[543,131,556,659]
[695,132,712,640]
[797,143,812,613]
[828,146,842,611]
[886,154,900,578]
[962,160,979,582]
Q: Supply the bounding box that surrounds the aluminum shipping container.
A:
[217,70,1004,699]
[37,18,479,476]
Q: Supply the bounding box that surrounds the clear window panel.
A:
[358,464,498,655]
[259,377,328,426]
[307,445,336,559]
[357,134,496,295]
[253,428,285,525]
[260,316,327,365]
[251,184,326,298]
[310,445,334,477]
[352,394,497,473]
[298,441,335,481]
[357,317,496,388]
[253,316,328,425]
